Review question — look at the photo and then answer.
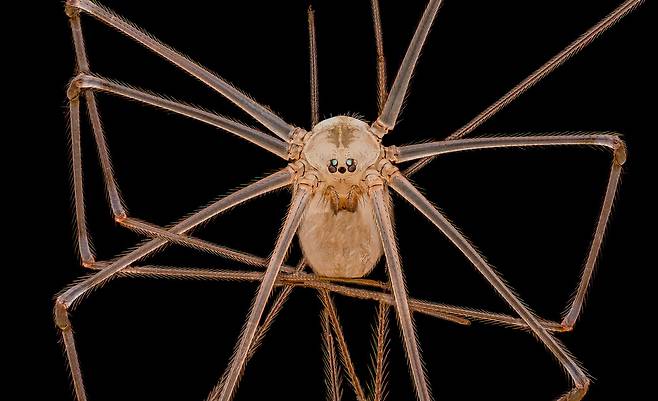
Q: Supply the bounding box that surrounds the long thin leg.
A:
[71,74,290,159]
[370,0,388,113]
[66,8,125,265]
[370,185,432,401]
[372,0,444,137]
[308,6,320,127]
[404,0,644,176]
[54,169,292,401]
[390,174,590,400]
[319,290,367,401]
[248,259,307,361]
[68,94,93,265]
[104,263,561,331]
[396,133,623,162]
[369,301,391,401]
[208,186,312,401]
[395,133,627,329]
[66,0,295,140]
[321,305,343,401]
[562,145,625,328]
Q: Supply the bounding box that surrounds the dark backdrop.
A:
[33,1,653,400]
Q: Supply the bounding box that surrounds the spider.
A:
[55,0,641,400]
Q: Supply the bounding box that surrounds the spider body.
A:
[298,116,384,278]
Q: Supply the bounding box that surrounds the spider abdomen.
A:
[298,188,383,278]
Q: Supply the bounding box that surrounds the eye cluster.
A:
[328,158,357,174]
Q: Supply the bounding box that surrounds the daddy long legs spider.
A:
[56,0,644,400]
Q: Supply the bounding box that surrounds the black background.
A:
[30,1,654,400]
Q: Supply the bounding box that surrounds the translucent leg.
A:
[372,0,444,137]
[66,0,295,140]
[370,0,388,113]
[404,0,644,176]
[395,133,627,329]
[54,169,291,401]
[106,263,560,331]
[369,301,391,401]
[390,174,590,400]
[66,9,124,265]
[321,303,343,401]
[396,133,623,162]
[307,6,320,127]
[71,74,290,159]
[319,290,367,401]
[68,97,93,266]
[208,186,311,401]
[371,187,432,401]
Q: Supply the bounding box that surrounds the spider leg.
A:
[55,170,292,401]
[319,290,367,401]
[372,0,444,137]
[369,299,391,401]
[70,74,290,159]
[307,6,320,127]
[321,301,344,401]
[396,133,626,329]
[405,0,644,176]
[105,263,559,331]
[248,259,308,362]
[66,9,124,266]
[390,174,591,400]
[369,182,432,401]
[65,0,295,140]
[370,0,387,114]
[65,9,291,268]
[207,185,312,401]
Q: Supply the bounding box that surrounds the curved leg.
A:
[65,9,291,269]
[66,0,295,140]
[403,0,644,176]
[66,9,123,265]
[396,133,626,329]
[54,169,292,401]
[70,74,289,159]
[390,174,590,400]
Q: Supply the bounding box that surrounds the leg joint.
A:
[54,297,71,331]
[67,74,87,100]
[613,136,627,166]
[64,1,81,18]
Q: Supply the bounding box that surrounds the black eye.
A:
[328,159,338,173]
[347,158,357,172]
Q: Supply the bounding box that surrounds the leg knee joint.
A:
[54,297,71,331]
[613,136,627,166]
[67,74,86,100]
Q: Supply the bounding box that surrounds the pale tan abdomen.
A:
[298,191,383,278]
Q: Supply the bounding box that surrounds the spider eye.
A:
[328,159,338,173]
[347,158,357,172]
